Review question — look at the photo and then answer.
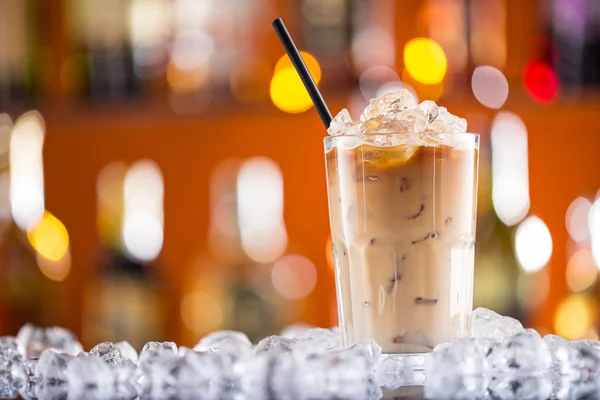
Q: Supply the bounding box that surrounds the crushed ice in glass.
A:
[327,89,467,140]
[5,310,600,399]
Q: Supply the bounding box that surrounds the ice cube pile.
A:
[1,308,600,399]
[327,90,467,139]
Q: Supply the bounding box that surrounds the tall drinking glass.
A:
[325,133,479,356]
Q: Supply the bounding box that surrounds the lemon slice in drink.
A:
[358,144,419,169]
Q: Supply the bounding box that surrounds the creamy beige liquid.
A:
[325,139,478,353]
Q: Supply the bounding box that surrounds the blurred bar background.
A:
[0,0,599,349]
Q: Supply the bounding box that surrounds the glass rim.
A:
[324,132,479,143]
[324,132,479,139]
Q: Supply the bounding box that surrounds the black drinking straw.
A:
[271,17,333,129]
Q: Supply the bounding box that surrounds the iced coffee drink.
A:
[325,90,479,354]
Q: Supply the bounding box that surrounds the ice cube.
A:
[193,330,251,353]
[424,338,489,400]
[294,346,376,400]
[343,340,381,369]
[90,341,123,365]
[27,380,68,400]
[418,100,439,123]
[295,327,341,353]
[375,354,426,390]
[280,323,313,339]
[202,341,254,396]
[66,354,114,399]
[487,331,552,373]
[472,307,525,342]
[22,358,38,378]
[254,336,297,355]
[16,324,83,358]
[238,354,269,399]
[544,334,571,353]
[36,349,73,383]
[487,373,553,400]
[0,359,26,398]
[328,109,360,136]
[19,380,37,400]
[115,341,138,364]
[360,90,418,122]
[269,353,296,400]
[138,341,178,367]
[430,107,468,133]
[556,340,600,383]
[0,337,25,363]
[161,351,207,389]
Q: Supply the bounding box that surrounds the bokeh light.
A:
[554,294,593,339]
[566,197,592,243]
[180,290,223,334]
[37,251,71,282]
[10,111,46,231]
[403,38,447,85]
[566,248,597,292]
[271,254,318,300]
[401,68,442,102]
[270,52,321,114]
[590,198,600,269]
[122,160,164,262]
[524,60,559,104]
[358,66,400,101]
[471,66,509,109]
[351,28,396,73]
[27,211,70,263]
[238,157,288,263]
[491,112,530,226]
[515,216,553,273]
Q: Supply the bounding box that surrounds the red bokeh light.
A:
[523,60,559,104]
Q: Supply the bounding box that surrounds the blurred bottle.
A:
[0,0,38,105]
[67,0,140,100]
[549,0,600,89]
[0,113,58,334]
[181,159,279,345]
[83,161,167,349]
[236,157,317,334]
[472,138,522,321]
[300,0,354,86]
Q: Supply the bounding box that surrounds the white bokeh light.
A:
[471,66,509,109]
[515,216,553,273]
[566,197,592,243]
[491,112,530,226]
[122,159,164,262]
[238,157,288,264]
[271,254,318,300]
[9,111,46,230]
[590,198,600,269]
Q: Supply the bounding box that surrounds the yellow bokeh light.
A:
[27,211,70,263]
[404,38,448,85]
[37,251,71,282]
[180,290,223,334]
[274,52,322,81]
[270,52,321,114]
[401,68,443,102]
[554,294,593,339]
